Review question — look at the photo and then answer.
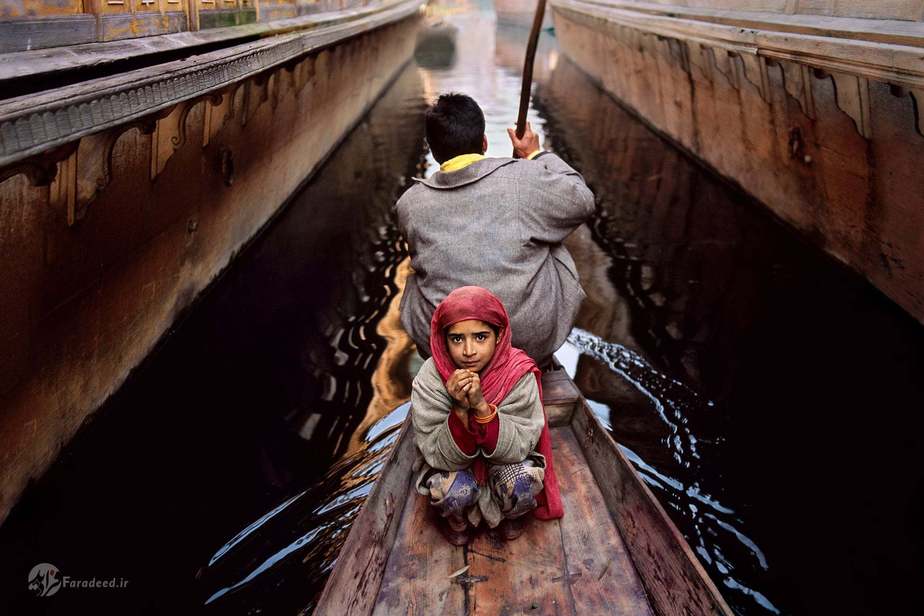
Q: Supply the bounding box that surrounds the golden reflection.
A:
[345,257,416,455]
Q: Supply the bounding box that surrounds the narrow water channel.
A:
[1,3,922,616]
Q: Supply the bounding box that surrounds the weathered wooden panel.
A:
[541,367,580,427]
[371,492,467,615]
[0,2,378,81]
[0,11,420,527]
[0,0,363,52]
[99,11,188,42]
[0,0,83,18]
[552,0,924,325]
[0,0,422,168]
[0,15,95,52]
[797,0,924,21]
[608,0,924,21]
[198,6,257,28]
[467,516,572,614]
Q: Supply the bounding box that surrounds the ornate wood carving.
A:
[0,0,421,170]
[50,150,78,226]
[150,103,187,180]
[0,142,78,188]
[830,72,873,139]
[779,59,816,118]
[202,90,234,147]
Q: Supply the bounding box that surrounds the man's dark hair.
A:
[425,93,485,163]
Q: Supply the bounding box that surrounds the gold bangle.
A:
[472,404,497,424]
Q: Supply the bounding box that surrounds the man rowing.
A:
[396,93,595,366]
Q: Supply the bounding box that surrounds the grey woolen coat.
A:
[396,152,595,361]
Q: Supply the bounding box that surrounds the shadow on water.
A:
[536,55,924,615]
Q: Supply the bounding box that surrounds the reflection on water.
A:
[200,405,409,614]
[565,329,778,614]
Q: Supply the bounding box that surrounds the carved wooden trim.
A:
[0,0,421,170]
[50,151,78,226]
[911,89,924,138]
[778,59,816,118]
[830,72,872,139]
[202,90,233,147]
[150,103,186,180]
[552,0,924,139]
[0,143,78,187]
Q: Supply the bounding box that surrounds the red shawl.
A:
[429,286,563,520]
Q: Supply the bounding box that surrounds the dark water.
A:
[0,58,426,615]
[2,4,923,616]
[535,54,924,615]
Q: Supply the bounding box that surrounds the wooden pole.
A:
[514,0,548,140]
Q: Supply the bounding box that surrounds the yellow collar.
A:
[440,153,485,172]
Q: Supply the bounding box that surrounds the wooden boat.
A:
[316,366,734,615]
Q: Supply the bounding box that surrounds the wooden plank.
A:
[468,517,575,615]
[98,12,187,43]
[373,492,467,615]
[553,427,655,615]
[542,367,580,427]
[568,0,924,47]
[571,402,735,616]
[0,16,97,53]
[551,0,924,89]
[315,421,419,616]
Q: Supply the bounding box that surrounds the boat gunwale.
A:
[569,393,735,616]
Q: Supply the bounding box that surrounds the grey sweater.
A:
[396,153,595,361]
[410,357,545,526]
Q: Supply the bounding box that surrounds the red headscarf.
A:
[429,286,563,520]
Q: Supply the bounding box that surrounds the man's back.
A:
[396,152,595,362]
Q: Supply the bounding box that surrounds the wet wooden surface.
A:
[554,428,655,615]
[542,367,581,427]
[366,425,656,615]
[372,482,467,615]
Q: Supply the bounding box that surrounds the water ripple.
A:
[566,327,781,615]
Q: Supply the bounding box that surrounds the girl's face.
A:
[445,319,499,373]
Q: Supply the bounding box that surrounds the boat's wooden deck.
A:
[371,426,655,615]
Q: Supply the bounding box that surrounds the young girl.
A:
[410,286,563,545]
